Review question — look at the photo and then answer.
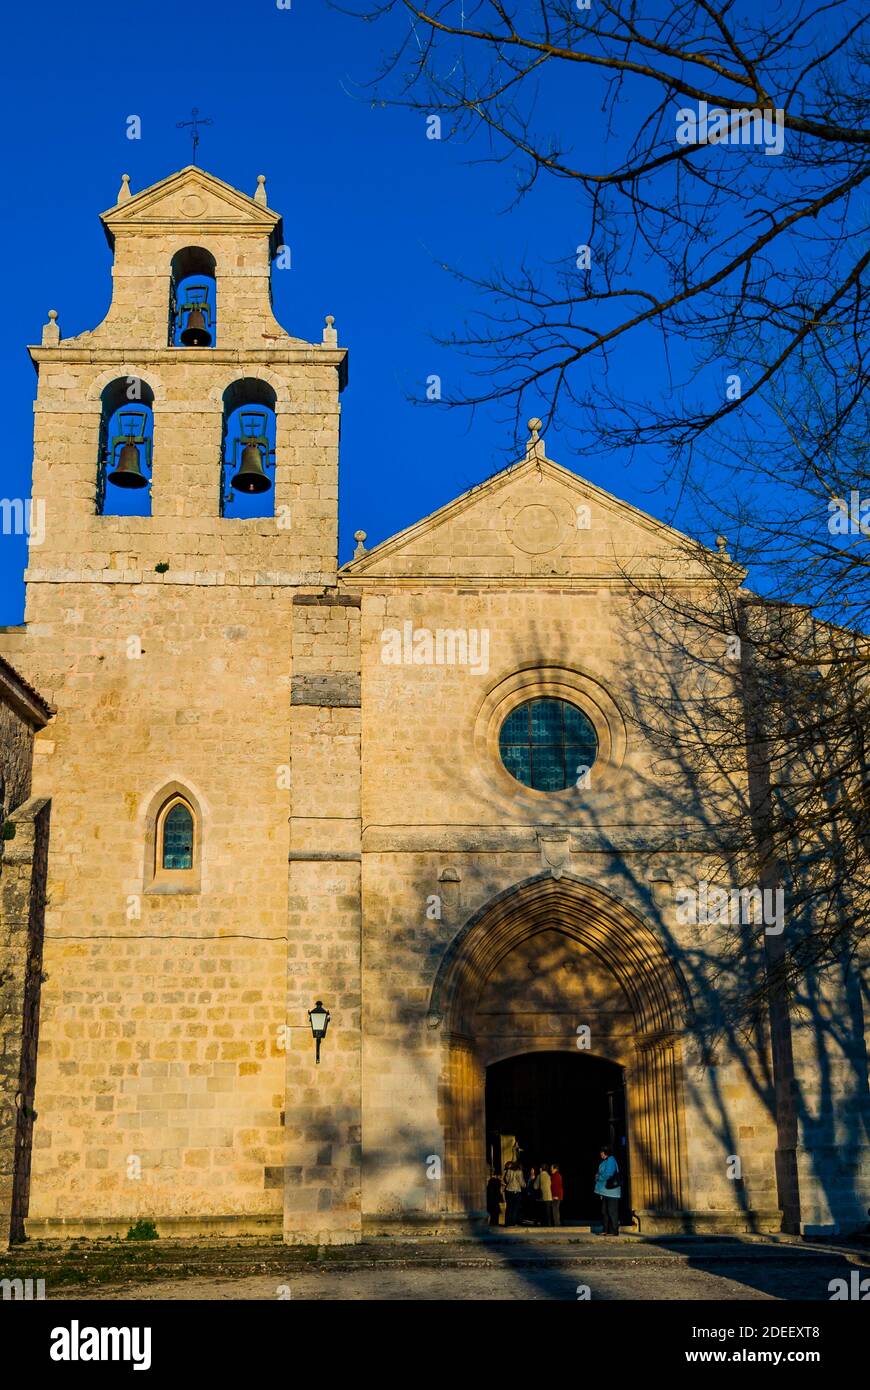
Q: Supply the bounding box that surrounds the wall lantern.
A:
[308,1000,330,1064]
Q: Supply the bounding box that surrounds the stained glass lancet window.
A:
[162,802,194,870]
[499,698,598,792]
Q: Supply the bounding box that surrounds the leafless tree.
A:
[349,2,870,1016]
[349,0,868,478]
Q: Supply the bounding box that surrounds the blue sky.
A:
[0,0,780,621]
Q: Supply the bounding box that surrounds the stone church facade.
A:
[0,166,866,1245]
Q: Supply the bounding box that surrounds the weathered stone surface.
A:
[0,797,51,1244]
[290,674,361,708]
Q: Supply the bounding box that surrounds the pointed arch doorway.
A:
[431,875,689,1231]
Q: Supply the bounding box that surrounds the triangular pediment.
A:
[101,166,281,245]
[343,449,738,584]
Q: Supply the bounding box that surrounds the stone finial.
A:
[254,174,267,206]
[117,173,131,203]
[42,309,60,346]
[322,314,338,347]
[715,535,731,560]
[526,416,545,460]
[353,530,367,558]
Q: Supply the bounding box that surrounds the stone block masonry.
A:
[284,593,362,1243]
[0,798,50,1243]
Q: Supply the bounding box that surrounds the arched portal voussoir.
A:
[433,873,687,1038]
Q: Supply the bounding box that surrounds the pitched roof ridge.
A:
[0,651,52,723]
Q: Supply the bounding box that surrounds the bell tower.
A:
[26,164,346,581]
[0,168,348,1238]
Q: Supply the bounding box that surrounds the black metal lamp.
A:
[308,1000,330,1064]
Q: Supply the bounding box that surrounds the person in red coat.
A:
[550,1164,564,1226]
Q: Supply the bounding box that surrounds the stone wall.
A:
[0,658,51,1245]
[284,593,362,1244]
[11,582,293,1234]
[350,575,781,1234]
[0,654,51,819]
[0,798,50,1243]
[0,702,35,823]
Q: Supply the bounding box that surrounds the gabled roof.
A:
[0,653,52,727]
[100,166,282,250]
[342,434,739,585]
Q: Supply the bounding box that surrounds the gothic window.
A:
[146,785,201,893]
[499,698,598,792]
[97,378,154,517]
[220,378,277,520]
[169,247,216,348]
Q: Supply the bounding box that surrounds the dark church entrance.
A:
[485,1051,629,1224]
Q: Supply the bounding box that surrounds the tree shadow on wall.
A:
[360,590,869,1300]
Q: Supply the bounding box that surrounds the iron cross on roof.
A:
[176,108,214,164]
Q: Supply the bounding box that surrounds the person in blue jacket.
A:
[594,1144,621,1235]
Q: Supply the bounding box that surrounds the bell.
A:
[180,307,212,347]
[231,443,271,494]
[107,442,148,489]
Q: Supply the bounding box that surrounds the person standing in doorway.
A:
[594,1145,621,1235]
[535,1162,554,1225]
[524,1167,538,1224]
[550,1163,564,1226]
[503,1160,524,1226]
[486,1168,504,1226]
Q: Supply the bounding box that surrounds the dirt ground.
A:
[74,1258,865,1301]
[3,1231,868,1301]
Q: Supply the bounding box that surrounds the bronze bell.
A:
[107,442,148,489]
[231,443,271,494]
[180,307,212,347]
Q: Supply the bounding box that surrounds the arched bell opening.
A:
[169,246,217,348]
[220,378,277,519]
[97,377,155,517]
